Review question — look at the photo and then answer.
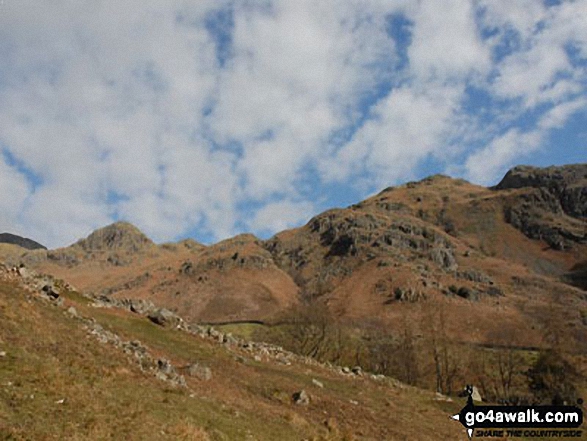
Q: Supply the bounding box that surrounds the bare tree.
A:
[421,303,460,395]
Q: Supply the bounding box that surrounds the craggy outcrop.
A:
[494,164,587,250]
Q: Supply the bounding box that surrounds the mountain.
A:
[72,221,155,253]
[1,163,586,439]
[4,164,587,339]
[0,232,46,250]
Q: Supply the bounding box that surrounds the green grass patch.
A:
[214,322,266,340]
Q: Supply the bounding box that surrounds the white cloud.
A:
[249,200,315,235]
[327,84,463,186]
[464,129,543,184]
[465,97,587,184]
[0,0,585,247]
[409,0,490,81]
[482,0,587,108]
[0,159,30,234]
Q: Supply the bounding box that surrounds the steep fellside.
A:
[19,232,300,325]
[103,234,300,323]
[263,167,586,346]
[0,264,469,440]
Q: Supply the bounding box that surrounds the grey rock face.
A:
[393,287,426,302]
[430,246,457,272]
[457,269,493,284]
[495,164,587,249]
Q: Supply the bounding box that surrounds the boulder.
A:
[128,299,155,315]
[157,359,175,375]
[148,308,182,328]
[187,363,212,381]
[41,284,60,299]
[292,390,310,405]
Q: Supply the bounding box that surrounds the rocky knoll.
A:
[14,221,159,268]
[265,207,459,301]
[72,221,155,253]
[494,164,587,250]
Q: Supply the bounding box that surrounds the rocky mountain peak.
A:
[72,221,154,252]
[494,163,587,193]
[492,163,586,250]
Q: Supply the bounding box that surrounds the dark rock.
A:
[157,359,175,375]
[46,250,80,266]
[486,286,504,297]
[563,261,587,291]
[41,284,60,299]
[0,233,46,250]
[292,390,310,405]
[179,260,194,275]
[106,254,132,266]
[456,286,479,301]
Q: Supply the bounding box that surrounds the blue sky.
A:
[0,0,585,248]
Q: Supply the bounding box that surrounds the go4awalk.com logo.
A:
[451,387,584,439]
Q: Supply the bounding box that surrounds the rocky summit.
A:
[495,164,587,250]
[72,221,155,253]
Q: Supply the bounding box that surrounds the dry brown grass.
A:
[0,275,476,440]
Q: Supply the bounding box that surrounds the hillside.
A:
[0,263,464,440]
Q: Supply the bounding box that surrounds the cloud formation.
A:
[0,0,585,247]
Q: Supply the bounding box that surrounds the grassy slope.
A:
[0,277,476,441]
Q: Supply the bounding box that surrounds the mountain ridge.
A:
[0,232,46,251]
[2,163,585,332]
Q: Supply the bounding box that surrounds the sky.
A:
[0,0,586,248]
